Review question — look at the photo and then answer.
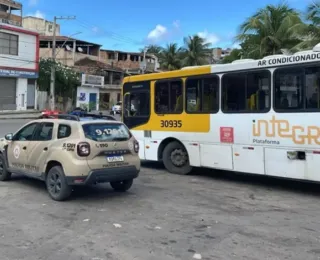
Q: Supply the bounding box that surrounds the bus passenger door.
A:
[123,92,146,159]
[123,81,151,160]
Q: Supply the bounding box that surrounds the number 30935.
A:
[160,120,182,128]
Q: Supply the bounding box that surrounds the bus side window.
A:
[155,79,183,114]
[274,68,303,111]
[222,70,270,113]
[124,92,150,117]
[186,78,201,112]
[305,66,320,110]
[186,75,219,113]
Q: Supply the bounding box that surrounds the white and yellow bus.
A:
[122,44,320,182]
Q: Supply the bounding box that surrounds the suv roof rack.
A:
[79,113,117,121]
[39,114,80,121]
[39,113,118,121]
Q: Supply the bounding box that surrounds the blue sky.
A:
[21,0,309,52]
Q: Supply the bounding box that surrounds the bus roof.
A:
[124,43,320,83]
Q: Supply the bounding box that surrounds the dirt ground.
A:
[1,159,320,260]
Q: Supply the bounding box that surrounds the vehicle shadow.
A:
[141,161,320,197]
[10,174,134,201]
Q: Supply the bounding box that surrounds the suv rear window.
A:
[82,123,131,142]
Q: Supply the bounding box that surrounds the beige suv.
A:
[0,114,140,201]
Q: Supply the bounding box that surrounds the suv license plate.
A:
[107,156,124,162]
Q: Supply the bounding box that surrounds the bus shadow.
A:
[141,161,320,196]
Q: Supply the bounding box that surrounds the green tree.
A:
[38,58,80,98]
[158,43,182,70]
[235,3,304,58]
[221,49,243,64]
[295,1,320,50]
[182,35,211,66]
[144,44,163,56]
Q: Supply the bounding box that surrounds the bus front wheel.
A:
[162,141,192,175]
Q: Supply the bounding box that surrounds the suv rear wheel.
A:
[0,154,11,181]
[110,179,133,192]
[46,166,72,201]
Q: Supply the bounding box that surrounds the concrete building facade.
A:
[22,16,61,36]
[0,1,39,111]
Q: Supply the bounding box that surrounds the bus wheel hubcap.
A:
[171,149,187,167]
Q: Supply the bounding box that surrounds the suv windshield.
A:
[82,123,131,142]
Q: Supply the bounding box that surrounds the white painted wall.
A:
[16,78,27,110]
[76,86,100,111]
[0,27,37,70]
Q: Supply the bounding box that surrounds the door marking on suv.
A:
[13,145,20,159]
[62,143,76,151]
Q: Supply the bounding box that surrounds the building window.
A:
[155,79,183,114]
[186,75,219,113]
[124,92,150,117]
[222,70,270,113]
[117,93,121,102]
[274,65,320,112]
[0,32,18,56]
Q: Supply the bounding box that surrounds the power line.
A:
[75,18,140,45]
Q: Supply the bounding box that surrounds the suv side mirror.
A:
[5,133,13,141]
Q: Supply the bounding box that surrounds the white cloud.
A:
[197,30,220,45]
[92,26,99,33]
[28,0,38,6]
[173,20,180,29]
[147,25,168,42]
[26,10,45,19]
[232,43,241,49]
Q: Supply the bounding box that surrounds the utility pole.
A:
[49,15,76,111]
[142,47,148,74]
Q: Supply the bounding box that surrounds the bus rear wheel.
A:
[162,141,192,175]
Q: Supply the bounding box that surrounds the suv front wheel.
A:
[0,154,11,181]
[110,179,133,192]
[46,166,72,201]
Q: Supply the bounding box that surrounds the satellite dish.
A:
[78,47,83,52]
[65,45,71,51]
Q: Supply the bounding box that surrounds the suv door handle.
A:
[43,147,48,151]
[22,146,27,150]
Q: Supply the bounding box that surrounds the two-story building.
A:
[38,35,124,110]
[0,1,39,111]
[23,16,160,111]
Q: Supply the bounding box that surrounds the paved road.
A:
[0,119,31,137]
[1,120,320,260]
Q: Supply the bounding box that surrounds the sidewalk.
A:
[0,110,41,120]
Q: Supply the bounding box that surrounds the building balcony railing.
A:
[0,11,22,26]
[0,0,22,9]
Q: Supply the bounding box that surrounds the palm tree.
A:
[182,35,211,66]
[296,1,320,50]
[221,49,243,64]
[235,3,304,58]
[158,43,182,71]
[307,1,320,25]
[145,45,163,56]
